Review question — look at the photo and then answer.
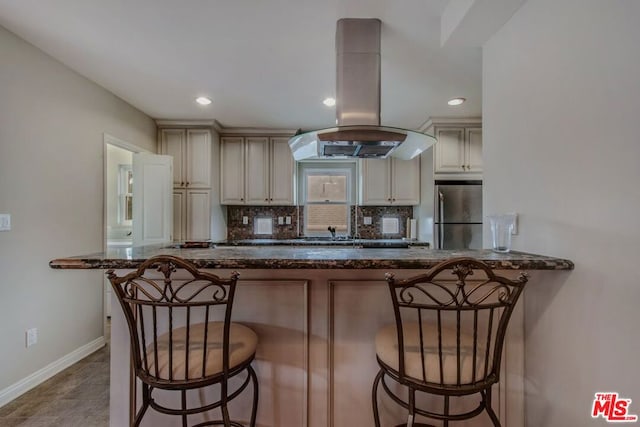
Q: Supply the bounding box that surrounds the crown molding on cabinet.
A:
[155,119,222,131]
[155,119,296,137]
[419,116,482,132]
[219,127,297,137]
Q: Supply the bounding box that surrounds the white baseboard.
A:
[0,336,106,408]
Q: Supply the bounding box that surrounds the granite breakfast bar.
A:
[50,246,573,427]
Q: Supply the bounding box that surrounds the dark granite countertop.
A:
[49,244,573,270]
[214,239,430,248]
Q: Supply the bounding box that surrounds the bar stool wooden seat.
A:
[372,258,528,427]
[107,255,258,427]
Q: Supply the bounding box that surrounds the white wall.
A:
[483,1,640,425]
[0,25,156,393]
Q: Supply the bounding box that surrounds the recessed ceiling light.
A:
[323,97,336,107]
[195,96,212,106]
[447,97,466,106]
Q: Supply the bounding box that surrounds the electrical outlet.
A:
[0,214,10,231]
[26,328,38,347]
[242,216,249,225]
[364,216,372,225]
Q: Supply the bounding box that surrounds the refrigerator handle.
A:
[438,191,445,249]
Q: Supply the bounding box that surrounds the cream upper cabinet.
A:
[220,136,295,205]
[360,157,420,205]
[159,128,211,188]
[244,137,270,204]
[269,137,295,205]
[220,137,246,204]
[434,125,482,175]
[465,127,483,173]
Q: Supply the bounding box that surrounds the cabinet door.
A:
[244,137,270,205]
[185,129,211,188]
[360,159,391,205]
[186,190,211,241]
[220,138,246,204]
[172,190,186,242]
[160,129,186,187]
[434,128,465,173]
[466,127,483,173]
[391,157,420,205]
[270,137,295,205]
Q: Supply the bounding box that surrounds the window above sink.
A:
[299,163,355,237]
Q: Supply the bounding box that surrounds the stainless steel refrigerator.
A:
[434,181,482,249]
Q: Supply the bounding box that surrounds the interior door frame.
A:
[102,133,149,335]
[103,133,149,251]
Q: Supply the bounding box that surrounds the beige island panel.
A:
[50,246,572,427]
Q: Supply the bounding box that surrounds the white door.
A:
[132,153,173,246]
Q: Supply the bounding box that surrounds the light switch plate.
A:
[278,217,284,225]
[242,216,249,225]
[363,216,372,225]
[0,214,10,231]
[285,216,292,225]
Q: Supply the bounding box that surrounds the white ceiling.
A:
[0,0,489,130]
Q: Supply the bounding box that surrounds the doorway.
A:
[103,134,142,328]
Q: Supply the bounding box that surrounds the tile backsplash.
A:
[227,206,299,240]
[226,205,414,240]
[352,205,413,239]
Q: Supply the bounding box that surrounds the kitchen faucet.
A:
[327,226,336,240]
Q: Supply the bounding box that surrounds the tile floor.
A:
[0,329,110,426]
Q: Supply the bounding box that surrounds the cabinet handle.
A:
[181,182,184,187]
[392,198,396,202]
[265,198,269,201]
[240,198,244,201]
[270,198,273,201]
[186,182,190,187]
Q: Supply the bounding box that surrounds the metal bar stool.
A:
[372,257,528,426]
[107,255,259,427]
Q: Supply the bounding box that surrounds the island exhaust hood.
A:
[289,18,436,160]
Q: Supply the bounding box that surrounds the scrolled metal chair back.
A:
[107,255,240,387]
[385,257,528,391]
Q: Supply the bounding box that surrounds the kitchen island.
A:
[50,246,572,427]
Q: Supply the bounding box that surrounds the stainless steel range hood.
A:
[289,18,436,160]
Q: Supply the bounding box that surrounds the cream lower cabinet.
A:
[360,157,420,205]
[172,189,211,242]
[434,126,482,174]
[221,136,294,205]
